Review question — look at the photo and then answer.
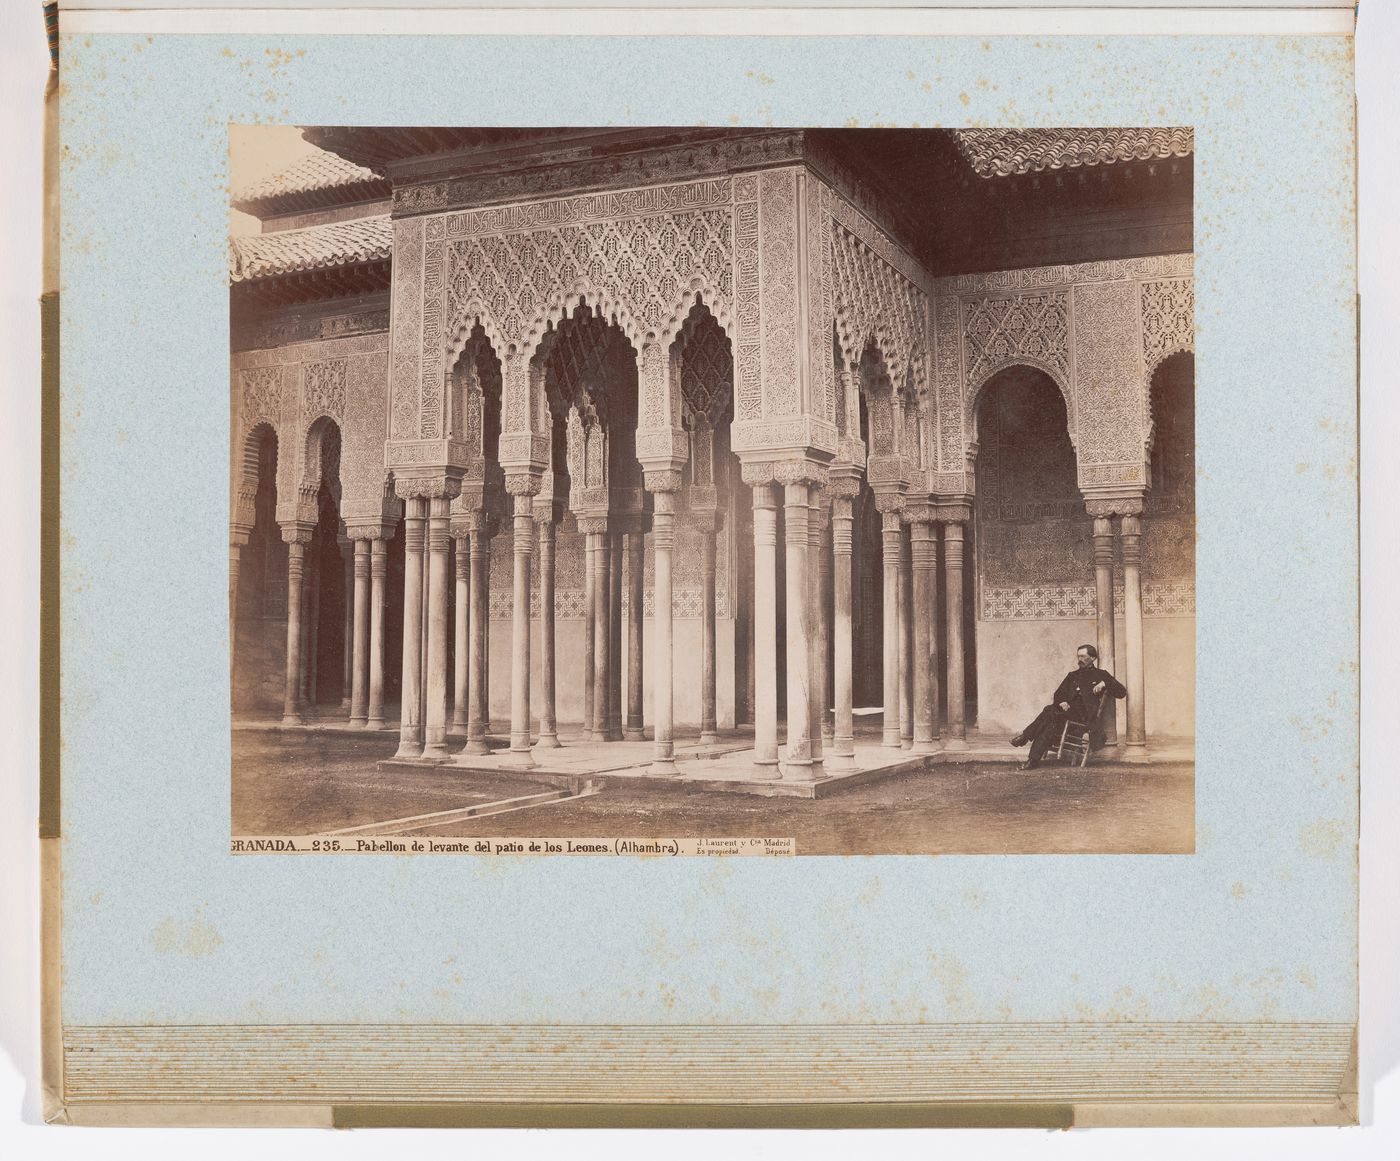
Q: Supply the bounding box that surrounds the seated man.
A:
[1010,644,1126,769]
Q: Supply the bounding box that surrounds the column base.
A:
[901,737,914,751]
[881,726,901,748]
[603,728,624,743]
[780,758,815,780]
[912,738,938,754]
[393,742,424,760]
[1122,741,1151,764]
[500,748,537,768]
[942,735,970,752]
[421,741,451,762]
[649,759,682,777]
[366,717,386,731]
[698,731,719,747]
[281,713,303,727]
[450,717,469,734]
[348,715,368,729]
[623,726,646,742]
[825,751,857,771]
[460,736,493,756]
[534,731,562,750]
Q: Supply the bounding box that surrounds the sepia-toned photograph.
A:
[228,125,1196,856]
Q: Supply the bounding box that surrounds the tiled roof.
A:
[234,149,383,206]
[229,215,392,282]
[953,127,1194,178]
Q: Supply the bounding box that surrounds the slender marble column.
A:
[451,534,469,733]
[943,518,969,750]
[421,496,454,761]
[281,527,312,725]
[229,541,243,629]
[624,526,646,741]
[394,497,427,758]
[647,483,681,775]
[504,490,537,766]
[587,525,610,747]
[880,507,903,747]
[349,538,370,726]
[367,538,387,730]
[607,531,624,741]
[340,543,353,711]
[535,518,561,750]
[461,521,492,756]
[698,516,719,746]
[828,491,857,768]
[911,517,938,752]
[581,534,596,740]
[898,524,914,750]
[807,495,826,767]
[782,481,815,777]
[1120,512,1149,761]
[1092,515,1120,748]
[750,482,780,772]
[817,503,834,748]
[304,560,319,707]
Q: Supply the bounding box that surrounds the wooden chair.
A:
[1042,693,1107,767]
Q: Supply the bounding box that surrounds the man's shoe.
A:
[1010,733,1028,747]
[1018,760,1038,771]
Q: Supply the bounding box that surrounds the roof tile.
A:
[229,215,392,282]
[953,127,1193,178]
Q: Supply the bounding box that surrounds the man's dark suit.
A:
[1018,665,1127,767]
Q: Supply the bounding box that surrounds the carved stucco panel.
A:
[757,167,799,418]
[1071,279,1149,472]
[389,217,425,443]
[1141,276,1196,377]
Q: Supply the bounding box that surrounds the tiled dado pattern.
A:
[981,581,1196,621]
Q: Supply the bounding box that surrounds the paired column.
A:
[781,479,817,778]
[749,480,780,773]
[1091,516,1119,748]
[349,538,371,727]
[393,497,428,759]
[828,485,858,768]
[697,513,720,746]
[451,532,470,733]
[910,515,939,753]
[460,518,493,756]
[582,521,611,746]
[607,532,624,742]
[535,515,561,749]
[1120,512,1149,761]
[367,537,388,730]
[280,525,313,725]
[941,513,969,750]
[340,541,353,711]
[581,533,596,740]
[504,484,538,765]
[807,494,828,767]
[899,523,914,750]
[421,496,455,761]
[623,525,646,741]
[646,475,681,775]
[878,501,904,748]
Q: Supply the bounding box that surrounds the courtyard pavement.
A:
[232,724,1195,855]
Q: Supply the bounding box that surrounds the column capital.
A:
[872,490,906,516]
[1083,490,1145,518]
[504,472,542,498]
[345,521,395,542]
[279,521,315,546]
[935,500,973,525]
[393,471,463,502]
[449,508,489,537]
[229,523,254,548]
[643,468,684,495]
[576,515,610,536]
